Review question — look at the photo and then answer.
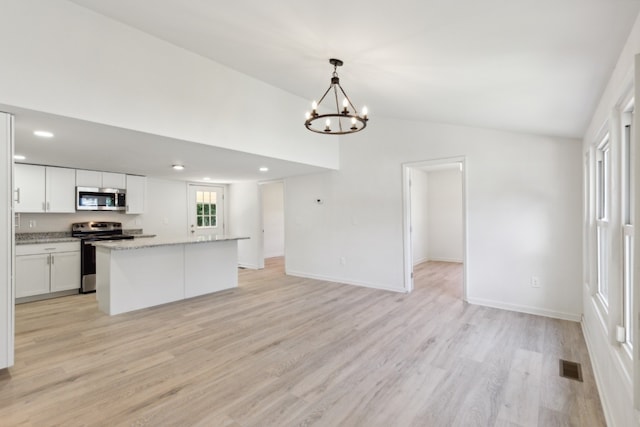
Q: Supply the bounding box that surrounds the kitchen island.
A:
[93,236,249,315]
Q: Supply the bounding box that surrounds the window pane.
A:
[196,191,203,203]
[203,204,210,215]
[204,192,210,203]
[197,216,203,227]
[624,234,634,346]
[212,216,217,227]
[197,203,203,215]
[204,216,210,227]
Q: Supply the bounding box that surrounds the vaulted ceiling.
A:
[70,0,640,138]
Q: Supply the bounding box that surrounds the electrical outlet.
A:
[29,220,36,228]
[531,276,541,288]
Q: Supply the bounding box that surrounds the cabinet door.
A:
[15,254,50,298]
[126,175,146,214]
[15,164,45,213]
[50,251,81,292]
[102,172,126,189]
[45,167,76,213]
[76,169,102,187]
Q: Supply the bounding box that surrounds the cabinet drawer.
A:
[16,241,80,256]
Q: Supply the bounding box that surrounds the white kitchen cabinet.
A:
[75,169,102,187]
[14,164,45,213]
[46,167,76,213]
[50,251,82,292]
[15,164,75,213]
[102,172,126,189]
[15,242,81,299]
[76,169,126,189]
[125,175,146,214]
[15,253,50,297]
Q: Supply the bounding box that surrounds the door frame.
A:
[186,183,227,237]
[402,156,468,300]
[257,179,286,270]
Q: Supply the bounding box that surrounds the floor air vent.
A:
[559,359,583,382]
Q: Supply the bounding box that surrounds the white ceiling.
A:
[5,105,328,183]
[69,0,640,139]
[10,1,640,183]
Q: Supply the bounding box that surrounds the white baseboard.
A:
[428,257,463,263]
[286,270,407,294]
[581,317,615,427]
[238,263,259,270]
[412,256,428,266]
[466,296,581,322]
[264,253,284,259]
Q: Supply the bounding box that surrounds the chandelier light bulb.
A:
[305,111,311,120]
[342,98,349,114]
[312,100,318,111]
[324,119,331,132]
[362,106,368,118]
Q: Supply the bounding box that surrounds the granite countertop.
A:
[15,232,79,245]
[92,235,249,250]
[16,230,156,245]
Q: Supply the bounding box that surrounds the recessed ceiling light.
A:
[13,154,26,160]
[33,130,54,138]
[203,177,211,181]
[172,164,185,171]
[259,167,269,172]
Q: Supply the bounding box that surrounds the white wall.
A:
[228,181,262,269]
[262,182,285,259]
[581,11,640,427]
[285,118,583,319]
[410,169,429,265]
[427,169,463,263]
[0,113,14,369]
[0,0,338,170]
[15,178,188,238]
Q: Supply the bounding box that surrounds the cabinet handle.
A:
[46,254,50,265]
[126,205,129,213]
[46,201,50,211]
[42,202,46,212]
[15,188,20,204]
[51,255,54,265]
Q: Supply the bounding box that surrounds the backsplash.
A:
[15,212,142,233]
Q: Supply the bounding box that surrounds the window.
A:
[621,109,634,349]
[196,190,217,228]
[596,134,611,307]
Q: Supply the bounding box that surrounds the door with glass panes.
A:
[188,185,225,238]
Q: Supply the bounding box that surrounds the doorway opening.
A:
[402,157,468,299]
[260,181,285,270]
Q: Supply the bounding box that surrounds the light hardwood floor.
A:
[0,259,605,426]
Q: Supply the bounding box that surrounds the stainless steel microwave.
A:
[76,187,126,211]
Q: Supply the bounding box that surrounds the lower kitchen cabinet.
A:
[15,242,80,299]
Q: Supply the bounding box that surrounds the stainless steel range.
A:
[71,222,134,293]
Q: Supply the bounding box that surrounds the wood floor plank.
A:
[0,258,605,426]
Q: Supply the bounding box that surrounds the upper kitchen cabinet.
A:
[15,164,45,212]
[125,175,146,214]
[15,164,75,213]
[76,170,126,189]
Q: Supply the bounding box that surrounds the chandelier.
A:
[304,58,368,135]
